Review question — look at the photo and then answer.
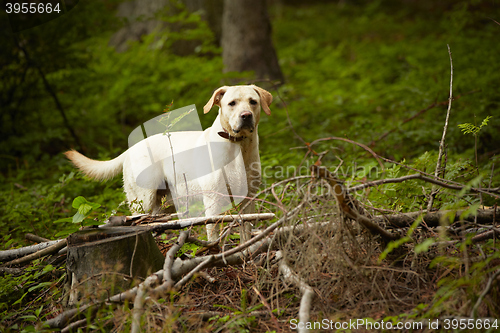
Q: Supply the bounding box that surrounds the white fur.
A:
[65,85,272,241]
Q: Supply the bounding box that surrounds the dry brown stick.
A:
[60,318,87,333]
[25,233,51,243]
[173,257,214,290]
[240,175,311,213]
[471,229,500,243]
[2,239,67,267]
[428,44,454,211]
[372,102,443,146]
[277,251,314,333]
[375,154,499,197]
[348,173,499,199]
[0,267,23,275]
[309,136,385,172]
[252,285,280,331]
[311,165,399,241]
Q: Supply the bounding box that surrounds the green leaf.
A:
[479,115,493,129]
[53,217,73,223]
[72,196,87,209]
[35,305,44,317]
[72,211,86,223]
[415,238,436,254]
[77,203,93,216]
[28,281,53,293]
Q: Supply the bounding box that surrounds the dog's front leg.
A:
[239,163,261,242]
[203,194,225,242]
[239,197,255,242]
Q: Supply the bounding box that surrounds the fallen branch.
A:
[373,208,500,228]
[131,283,147,333]
[374,155,500,198]
[60,318,87,333]
[277,250,315,333]
[0,239,62,262]
[348,173,499,200]
[0,267,23,275]
[25,233,51,243]
[2,239,67,267]
[159,231,190,291]
[147,213,275,232]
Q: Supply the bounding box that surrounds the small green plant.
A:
[210,289,263,332]
[458,115,493,167]
[69,196,102,224]
[458,115,492,204]
[54,196,103,236]
[458,115,493,136]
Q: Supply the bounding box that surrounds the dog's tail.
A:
[64,150,126,181]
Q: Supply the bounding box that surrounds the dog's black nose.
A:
[240,111,252,121]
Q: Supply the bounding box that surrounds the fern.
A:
[458,115,492,136]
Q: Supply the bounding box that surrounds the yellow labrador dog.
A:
[65,85,272,241]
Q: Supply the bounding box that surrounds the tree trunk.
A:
[221,0,284,84]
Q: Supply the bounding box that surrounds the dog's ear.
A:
[204,86,228,114]
[252,85,273,116]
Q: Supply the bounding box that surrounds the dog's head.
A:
[203,85,272,138]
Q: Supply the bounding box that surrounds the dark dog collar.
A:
[218,128,246,142]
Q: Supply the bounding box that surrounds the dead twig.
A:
[148,213,275,232]
[428,44,454,211]
[173,257,214,290]
[374,155,500,198]
[60,318,87,333]
[309,136,385,172]
[25,233,51,243]
[348,173,499,199]
[277,250,315,333]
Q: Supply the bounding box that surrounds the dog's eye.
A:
[249,99,257,105]
[228,101,236,106]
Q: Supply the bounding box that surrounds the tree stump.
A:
[66,226,164,306]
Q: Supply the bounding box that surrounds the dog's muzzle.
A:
[238,111,254,130]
